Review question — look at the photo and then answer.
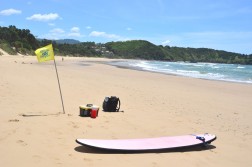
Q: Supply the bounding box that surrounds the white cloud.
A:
[162,40,171,46]
[50,28,65,33]
[86,26,92,29]
[0,8,22,16]
[70,27,80,33]
[26,13,60,21]
[68,27,81,37]
[89,31,120,39]
[40,26,84,39]
[68,33,81,37]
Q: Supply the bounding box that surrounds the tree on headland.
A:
[105,40,166,60]
[0,25,39,55]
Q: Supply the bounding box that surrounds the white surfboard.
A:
[76,133,216,151]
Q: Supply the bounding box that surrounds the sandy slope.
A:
[0,48,9,55]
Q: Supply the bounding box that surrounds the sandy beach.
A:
[0,53,252,167]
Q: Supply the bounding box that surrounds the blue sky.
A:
[0,0,252,54]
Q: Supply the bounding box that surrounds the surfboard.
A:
[76,133,216,151]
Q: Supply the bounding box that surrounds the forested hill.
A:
[105,40,252,64]
[1,25,252,64]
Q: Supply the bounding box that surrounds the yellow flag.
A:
[35,44,55,62]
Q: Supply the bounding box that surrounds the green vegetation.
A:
[0,25,39,55]
[37,39,100,57]
[105,40,252,64]
[0,42,16,55]
[55,42,99,57]
[0,25,251,64]
[160,46,252,64]
[105,40,166,60]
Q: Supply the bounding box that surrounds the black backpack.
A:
[103,96,120,112]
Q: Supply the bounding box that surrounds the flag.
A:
[35,44,55,62]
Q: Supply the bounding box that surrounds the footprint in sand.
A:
[87,125,92,128]
[83,157,92,162]
[69,121,79,129]
[73,124,79,128]
[9,119,19,122]
[17,140,27,146]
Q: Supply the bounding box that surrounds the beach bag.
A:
[103,96,120,112]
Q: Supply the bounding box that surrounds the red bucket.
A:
[90,109,98,118]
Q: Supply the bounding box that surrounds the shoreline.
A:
[80,59,252,85]
[1,54,252,85]
[1,53,251,84]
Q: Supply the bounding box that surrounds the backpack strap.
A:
[116,98,120,112]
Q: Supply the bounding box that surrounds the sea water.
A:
[109,60,252,84]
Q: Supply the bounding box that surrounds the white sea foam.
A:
[111,60,252,84]
[193,64,204,67]
[176,70,199,74]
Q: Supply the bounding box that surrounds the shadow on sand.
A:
[74,144,216,154]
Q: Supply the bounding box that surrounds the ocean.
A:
[109,60,252,84]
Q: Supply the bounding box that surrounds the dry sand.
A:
[0,53,252,167]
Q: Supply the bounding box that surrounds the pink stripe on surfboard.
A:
[76,133,216,150]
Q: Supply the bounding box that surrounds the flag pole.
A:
[53,59,65,114]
